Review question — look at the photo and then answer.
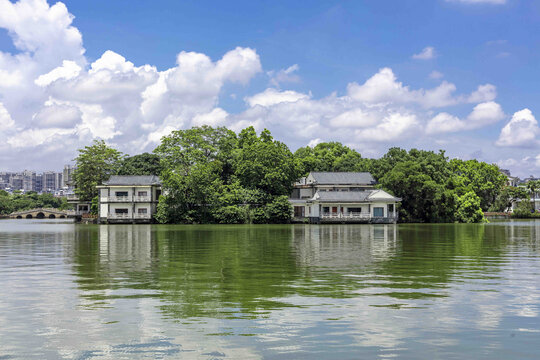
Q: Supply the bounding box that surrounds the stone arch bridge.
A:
[9,208,69,219]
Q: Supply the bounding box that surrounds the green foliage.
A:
[265,195,293,223]
[117,153,162,176]
[455,192,486,223]
[234,127,299,197]
[154,126,238,223]
[73,140,124,201]
[0,191,72,215]
[90,196,99,215]
[449,159,506,211]
[489,186,529,212]
[294,142,363,175]
[212,205,248,224]
[512,200,535,218]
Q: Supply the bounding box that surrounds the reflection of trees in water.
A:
[69,222,540,319]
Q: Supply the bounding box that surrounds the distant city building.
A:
[0,166,72,193]
[62,165,75,189]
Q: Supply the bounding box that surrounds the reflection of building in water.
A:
[291,224,398,270]
[98,225,156,269]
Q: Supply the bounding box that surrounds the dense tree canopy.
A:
[117,153,162,176]
[73,140,124,201]
[57,126,525,224]
[0,191,70,215]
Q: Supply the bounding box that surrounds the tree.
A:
[117,153,162,176]
[154,126,237,223]
[294,142,363,175]
[449,159,506,211]
[526,180,540,212]
[73,140,124,201]
[266,195,293,223]
[489,186,529,212]
[234,127,299,197]
[455,191,485,223]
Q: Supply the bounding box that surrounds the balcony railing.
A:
[134,213,151,219]
[108,213,131,219]
[107,196,132,202]
[322,212,371,219]
[104,196,152,202]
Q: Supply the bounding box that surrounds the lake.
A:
[1,219,540,359]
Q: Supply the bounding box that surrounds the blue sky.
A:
[0,0,539,176]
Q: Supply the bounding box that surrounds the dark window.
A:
[115,208,128,214]
[388,204,394,213]
[138,191,148,197]
[323,207,330,213]
[373,207,384,217]
[294,206,304,217]
[348,207,362,213]
[116,191,128,197]
[138,208,148,214]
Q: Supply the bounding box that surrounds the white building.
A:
[97,175,162,223]
[289,172,401,223]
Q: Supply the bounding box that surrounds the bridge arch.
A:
[16,215,22,219]
[25,214,33,219]
[59,215,65,218]
[48,214,56,219]
[36,212,45,219]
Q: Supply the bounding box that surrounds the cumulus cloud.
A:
[0,0,527,174]
[245,88,310,107]
[496,109,539,147]
[426,101,504,134]
[412,46,436,60]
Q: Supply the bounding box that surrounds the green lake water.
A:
[1,219,540,359]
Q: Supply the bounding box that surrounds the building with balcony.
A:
[289,172,401,224]
[97,175,162,223]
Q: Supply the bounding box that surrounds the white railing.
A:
[107,196,132,202]
[133,196,151,202]
[134,213,151,219]
[108,213,131,219]
[321,212,371,219]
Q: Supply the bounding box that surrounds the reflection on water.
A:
[1,220,540,359]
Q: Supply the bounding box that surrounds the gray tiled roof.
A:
[103,175,161,186]
[310,172,376,185]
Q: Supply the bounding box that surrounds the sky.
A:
[0,0,539,177]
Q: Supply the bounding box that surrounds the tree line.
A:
[0,190,70,215]
[71,125,520,224]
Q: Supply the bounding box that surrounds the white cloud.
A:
[468,84,497,103]
[0,0,531,175]
[245,88,310,107]
[412,46,436,60]
[191,108,229,127]
[496,109,540,147]
[35,60,81,86]
[356,113,420,142]
[426,101,504,134]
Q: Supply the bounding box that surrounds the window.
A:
[116,191,128,197]
[388,204,394,213]
[348,207,362,213]
[138,191,148,197]
[138,208,148,214]
[373,207,384,217]
[323,207,330,214]
[115,208,128,214]
[294,206,304,217]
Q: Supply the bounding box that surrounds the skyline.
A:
[0,0,539,177]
